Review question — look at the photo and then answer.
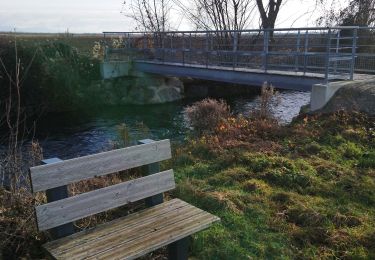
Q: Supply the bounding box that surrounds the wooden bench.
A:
[29,139,219,259]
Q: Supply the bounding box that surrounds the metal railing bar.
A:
[103,26,360,35]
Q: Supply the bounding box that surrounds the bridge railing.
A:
[353,27,375,73]
[103,27,359,83]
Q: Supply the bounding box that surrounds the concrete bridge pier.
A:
[100,61,184,104]
[310,83,345,111]
[310,79,375,114]
[100,60,132,79]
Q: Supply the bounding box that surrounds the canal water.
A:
[34,90,310,159]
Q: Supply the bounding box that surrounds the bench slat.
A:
[55,202,200,258]
[43,199,220,260]
[30,139,171,192]
[44,199,188,253]
[36,170,175,231]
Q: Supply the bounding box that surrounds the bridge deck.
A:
[102,27,375,90]
[131,60,373,91]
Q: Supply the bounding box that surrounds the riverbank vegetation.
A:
[171,97,375,259]
[1,37,374,258]
[0,35,101,116]
[1,87,374,258]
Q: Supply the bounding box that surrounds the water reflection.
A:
[34,91,310,159]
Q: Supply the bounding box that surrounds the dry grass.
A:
[251,83,279,120]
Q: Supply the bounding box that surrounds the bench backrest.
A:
[29,139,173,232]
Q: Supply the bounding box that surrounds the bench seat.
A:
[43,199,220,260]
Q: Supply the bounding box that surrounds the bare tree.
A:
[122,0,171,32]
[317,0,375,27]
[172,0,257,49]
[173,0,256,31]
[0,36,39,191]
[256,0,283,31]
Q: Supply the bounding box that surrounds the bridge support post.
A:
[324,29,332,84]
[303,30,309,75]
[350,28,358,80]
[233,32,238,68]
[263,30,269,72]
[295,30,301,71]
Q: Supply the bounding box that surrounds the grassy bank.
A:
[171,111,375,259]
[1,109,374,259]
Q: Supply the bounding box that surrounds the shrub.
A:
[112,122,151,148]
[0,40,100,113]
[251,83,279,120]
[185,98,231,135]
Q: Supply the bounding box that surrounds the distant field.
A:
[0,32,104,55]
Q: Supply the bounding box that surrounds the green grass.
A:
[172,112,375,259]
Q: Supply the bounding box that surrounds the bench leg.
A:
[168,237,189,260]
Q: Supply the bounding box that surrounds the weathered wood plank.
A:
[89,212,219,259]
[30,139,171,192]
[45,200,189,254]
[43,199,220,260]
[44,199,186,252]
[54,204,202,258]
[36,170,175,231]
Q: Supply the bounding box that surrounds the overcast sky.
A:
[0,0,345,33]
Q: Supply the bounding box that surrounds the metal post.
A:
[171,34,174,62]
[42,158,75,239]
[233,32,238,69]
[143,33,146,49]
[205,33,209,68]
[350,28,358,80]
[182,33,185,49]
[126,33,131,61]
[104,46,108,62]
[162,32,165,49]
[168,237,189,260]
[127,33,130,48]
[189,32,192,64]
[263,29,269,72]
[152,32,156,49]
[205,32,209,51]
[325,28,332,83]
[162,32,165,63]
[295,30,301,71]
[137,139,164,206]
[143,33,146,60]
[303,30,309,75]
[182,33,185,65]
[103,33,107,61]
[334,30,340,74]
[103,33,108,61]
[189,33,192,49]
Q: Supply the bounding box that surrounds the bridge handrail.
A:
[103,26,360,35]
[103,26,363,82]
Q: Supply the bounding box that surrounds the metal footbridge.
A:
[101,27,375,91]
